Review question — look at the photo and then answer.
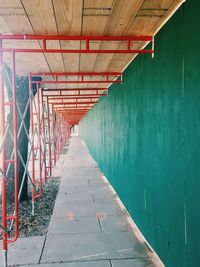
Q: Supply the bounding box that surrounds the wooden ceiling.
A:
[0,0,184,75]
[0,0,184,123]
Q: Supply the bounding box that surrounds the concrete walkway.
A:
[2,136,161,267]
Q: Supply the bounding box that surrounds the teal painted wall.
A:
[79,1,200,267]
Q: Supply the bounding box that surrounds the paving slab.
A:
[3,136,160,267]
[0,236,45,266]
[48,216,101,235]
[55,196,94,205]
[111,258,157,267]
[20,261,111,267]
[98,215,130,233]
[52,202,123,218]
[85,171,103,181]
[92,191,116,203]
[60,168,93,181]
[41,232,150,263]
[88,178,106,186]
[58,185,92,196]
[60,178,90,185]
[54,192,94,205]
[64,157,98,168]
[90,186,113,195]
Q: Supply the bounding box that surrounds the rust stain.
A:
[96,212,107,220]
[66,211,75,220]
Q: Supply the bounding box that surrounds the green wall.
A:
[79,1,200,267]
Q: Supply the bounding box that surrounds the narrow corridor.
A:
[2,136,161,266]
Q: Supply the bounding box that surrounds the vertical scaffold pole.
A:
[0,39,8,267]
[37,85,42,197]
[58,114,61,158]
[52,104,56,166]
[11,51,19,241]
[41,89,47,182]
[47,97,52,177]
[29,75,35,216]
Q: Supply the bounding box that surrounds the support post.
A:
[36,85,42,198]
[29,75,35,216]
[47,97,52,177]
[0,39,8,267]
[51,103,56,167]
[41,89,47,182]
[11,51,19,241]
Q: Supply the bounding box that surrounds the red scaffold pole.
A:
[46,97,52,177]
[51,103,56,167]
[7,51,19,244]
[41,89,47,182]
[29,75,36,215]
[34,84,43,199]
[0,50,19,266]
[0,34,154,54]
[0,39,8,267]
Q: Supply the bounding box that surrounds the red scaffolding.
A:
[0,34,154,266]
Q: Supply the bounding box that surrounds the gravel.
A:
[0,139,70,239]
[0,175,61,239]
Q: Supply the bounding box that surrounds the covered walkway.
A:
[2,135,159,267]
[1,1,199,266]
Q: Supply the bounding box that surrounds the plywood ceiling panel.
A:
[93,0,144,73]
[0,0,184,92]
[53,0,83,73]
[21,0,65,73]
[78,0,114,89]
[80,0,114,74]
[107,0,182,72]
[0,0,50,74]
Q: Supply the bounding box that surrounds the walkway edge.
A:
[82,140,165,267]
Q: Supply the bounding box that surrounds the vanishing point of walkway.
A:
[2,136,160,267]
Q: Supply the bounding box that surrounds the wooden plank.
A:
[126,0,175,35]
[81,0,114,35]
[0,0,184,82]
[0,0,50,74]
[141,0,173,10]
[80,0,114,73]
[0,0,33,34]
[21,0,65,72]
[104,0,144,36]
[149,0,184,35]
[93,0,144,74]
[107,0,180,72]
[52,0,83,72]
[80,0,114,90]
[0,16,12,34]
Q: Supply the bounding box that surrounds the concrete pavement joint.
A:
[38,236,47,264]
[14,256,152,266]
[97,216,103,232]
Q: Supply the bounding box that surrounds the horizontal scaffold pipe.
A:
[0,34,154,54]
[52,101,97,105]
[0,34,153,41]
[33,80,120,84]
[47,96,100,101]
[44,94,107,97]
[42,88,108,92]
[30,71,122,76]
